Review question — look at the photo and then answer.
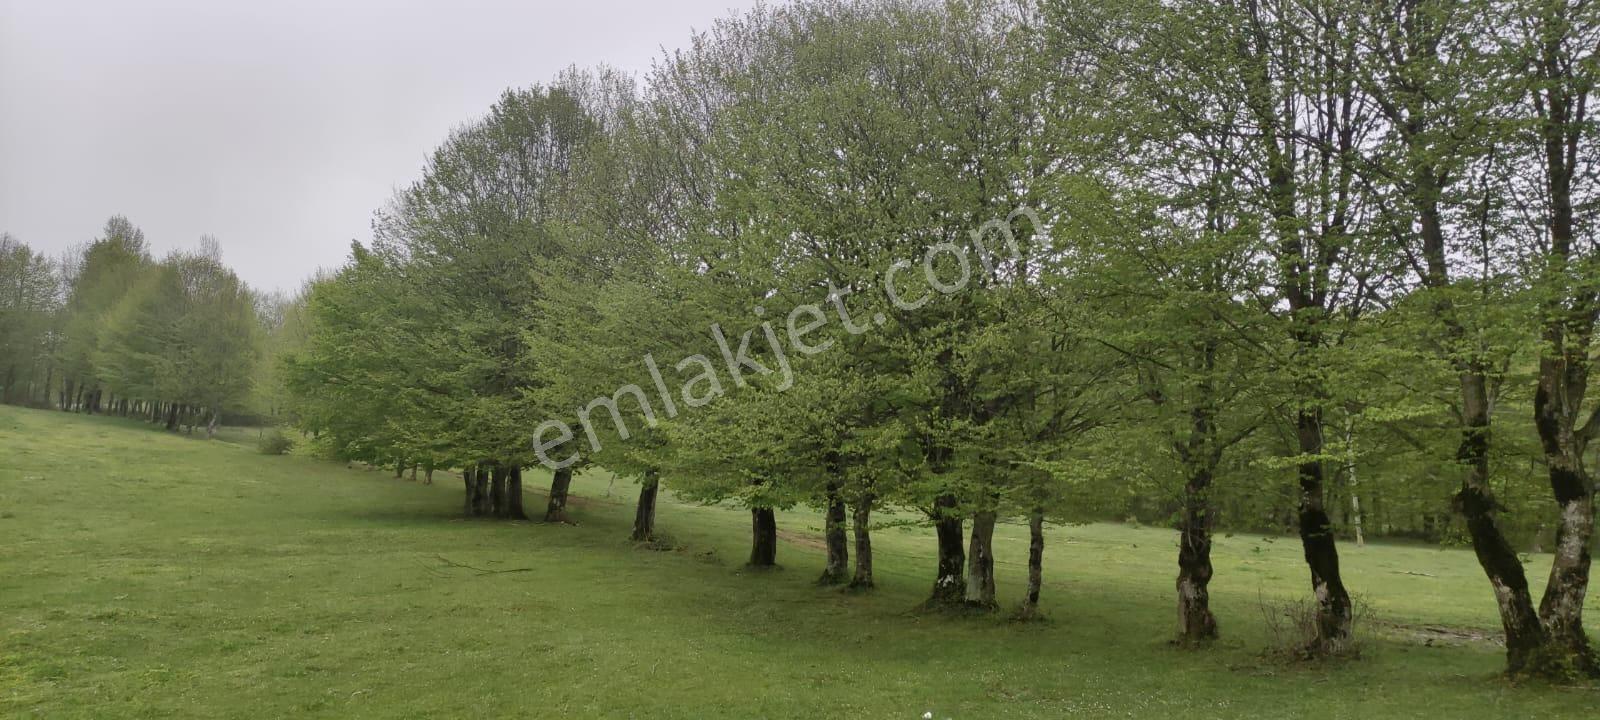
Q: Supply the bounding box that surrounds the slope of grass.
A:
[1,405,1596,718]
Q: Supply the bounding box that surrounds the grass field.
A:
[2,405,1597,718]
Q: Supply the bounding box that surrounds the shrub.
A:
[258,427,296,456]
[1256,590,1372,662]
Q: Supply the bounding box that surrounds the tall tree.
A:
[1516,0,1600,676]
[0,234,63,407]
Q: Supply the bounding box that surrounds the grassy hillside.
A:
[1,405,1595,718]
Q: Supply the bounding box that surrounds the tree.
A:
[57,216,151,414]
[96,246,261,434]
[0,234,62,407]
[1516,0,1600,677]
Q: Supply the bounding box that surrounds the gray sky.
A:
[0,0,758,293]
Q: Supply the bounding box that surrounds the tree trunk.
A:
[472,465,493,516]
[1177,466,1218,642]
[545,467,573,523]
[849,493,874,590]
[490,465,508,517]
[1457,370,1550,674]
[1535,380,1598,675]
[1295,409,1352,652]
[462,467,476,516]
[1526,29,1599,676]
[394,458,405,479]
[164,402,178,431]
[631,469,660,542]
[818,480,849,586]
[927,493,966,608]
[748,507,778,567]
[505,466,526,519]
[1349,490,1365,547]
[964,509,998,610]
[1344,414,1365,547]
[1017,506,1045,620]
[1538,465,1596,674]
[409,463,418,482]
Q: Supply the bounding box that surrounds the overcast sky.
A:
[0,0,760,293]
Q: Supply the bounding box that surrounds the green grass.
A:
[1,405,1596,718]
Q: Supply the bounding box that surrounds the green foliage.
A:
[94,248,261,417]
[257,426,296,456]
[3,218,262,429]
[0,234,61,407]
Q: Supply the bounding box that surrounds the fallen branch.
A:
[431,554,534,575]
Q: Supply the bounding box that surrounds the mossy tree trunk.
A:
[505,466,527,519]
[818,478,849,586]
[748,507,778,567]
[1016,506,1045,620]
[545,467,573,523]
[631,469,659,541]
[964,508,998,610]
[849,493,874,590]
[490,465,508,517]
[927,493,966,608]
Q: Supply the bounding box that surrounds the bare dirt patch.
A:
[776,528,828,551]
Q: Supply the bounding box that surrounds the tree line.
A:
[4,0,1588,681]
[0,219,264,434]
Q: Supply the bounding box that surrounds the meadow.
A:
[2,405,1596,718]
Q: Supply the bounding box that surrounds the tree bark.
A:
[1526,17,1599,677]
[631,469,659,541]
[1343,414,1366,547]
[545,466,573,523]
[849,493,874,590]
[927,493,966,608]
[505,466,526,519]
[472,465,493,516]
[1295,409,1353,651]
[1017,506,1045,620]
[1177,466,1218,642]
[964,509,998,610]
[1535,382,1598,675]
[748,507,777,567]
[818,480,849,586]
[1456,371,1550,674]
[490,465,508,517]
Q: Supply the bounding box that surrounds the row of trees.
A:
[0,219,262,433]
[280,0,1597,678]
